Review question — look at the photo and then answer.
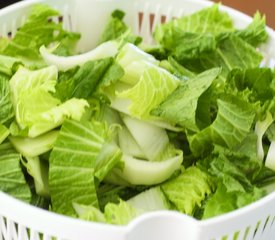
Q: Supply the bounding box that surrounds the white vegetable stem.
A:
[122,115,169,161]
[127,187,170,211]
[113,154,182,185]
[9,130,59,157]
[40,41,119,71]
[265,141,275,171]
[118,126,146,159]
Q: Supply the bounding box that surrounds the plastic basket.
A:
[0,0,275,239]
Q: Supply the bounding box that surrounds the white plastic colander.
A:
[1,0,275,239]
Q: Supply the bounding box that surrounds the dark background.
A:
[0,0,274,29]
[212,0,275,29]
[0,1,21,8]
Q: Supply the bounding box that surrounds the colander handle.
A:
[126,211,199,240]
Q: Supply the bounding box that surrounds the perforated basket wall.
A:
[1,0,275,239]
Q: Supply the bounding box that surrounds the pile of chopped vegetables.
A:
[0,4,275,224]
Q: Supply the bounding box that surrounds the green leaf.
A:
[202,184,265,219]
[163,31,217,63]
[9,65,89,137]
[267,124,275,142]
[0,77,14,125]
[117,65,180,119]
[0,123,9,144]
[97,183,139,211]
[49,119,120,216]
[104,199,138,225]
[99,10,141,45]
[73,203,106,222]
[189,95,255,156]
[227,68,273,104]
[95,142,122,182]
[116,43,159,85]
[2,4,80,60]
[0,142,31,202]
[152,68,221,132]
[160,57,196,81]
[49,119,105,215]
[200,150,252,190]
[55,58,113,101]
[235,12,268,47]
[161,166,215,215]
[154,4,234,43]
[182,35,263,81]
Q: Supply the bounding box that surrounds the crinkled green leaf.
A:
[0,78,14,125]
[235,12,268,47]
[9,66,89,137]
[227,68,273,104]
[154,4,234,43]
[73,203,106,222]
[2,4,80,59]
[189,95,255,156]
[182,35,263,81]
[152,68,220,132]
[202,184,265,219]
[161,166,215,215]
[0,142,31,202]
[104,199,138,225]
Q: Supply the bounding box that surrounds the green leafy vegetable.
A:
[49,119,121,216]
[9,65,89,137]
[73,203,106,222]
[55,58,113,101]
[153,68,221,132]
[21,156,49,197]
[202,184,264,219]
[116,64,180,119]
[0,142,32,202]
[235,12,268,47]
[1,4,80,60]
[189,96,255,156]
[181,35,263,81]
[161,166,215,215]
[0,123,9,144]
[104,199,138,225]
[0,78,14,125]
[116,43,159,85]
[154,4,234,43]
[0,3,274,224]
[99,10,141,45]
